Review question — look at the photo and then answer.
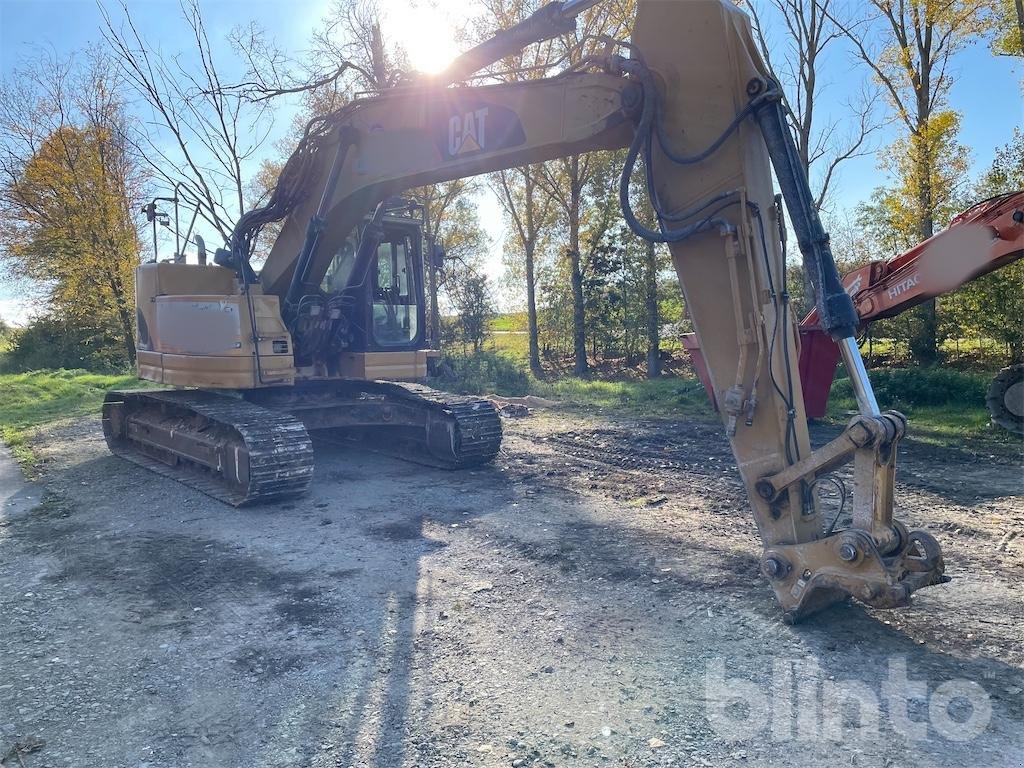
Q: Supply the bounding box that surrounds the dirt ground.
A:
[1,407,1022,768]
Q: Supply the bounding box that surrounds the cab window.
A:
[320,234,358,293]
[372,234,418,346]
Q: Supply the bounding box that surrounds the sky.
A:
[0,0,1020,324]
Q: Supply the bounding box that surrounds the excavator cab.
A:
[291,199,431,379]
[320,205,426,355]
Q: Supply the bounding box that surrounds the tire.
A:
[987,364,1024,436]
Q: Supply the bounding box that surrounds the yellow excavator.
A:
[103,0,947,622]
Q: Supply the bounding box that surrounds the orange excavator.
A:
[686,191,1024,433]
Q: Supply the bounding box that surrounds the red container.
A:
[797,327,842,419]
[682,327,842,419]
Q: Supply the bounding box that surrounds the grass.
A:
[531,377,713,418]
[0,369,146,471]
[1,359,1014,478]
[827,395,1001,447]
[489,312,528,333]
[484,329,530,362]
[826,367,1016,447]
[438,348,1017,449]
[433,350,715,419]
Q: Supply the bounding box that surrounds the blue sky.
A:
[0,0,1020,322]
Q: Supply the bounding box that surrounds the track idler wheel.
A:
[987,363,1024,436]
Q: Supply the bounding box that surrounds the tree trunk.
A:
[568,157,588,377]
[107,273,136,366]
[644,238,661,378]
[909,124,938,366]
[1016,0,1024,54]
[525,244,541,375]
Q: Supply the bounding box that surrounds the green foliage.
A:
[0,319,12,353]
[974,126,1024,193]
[832,367,991,409]
[942,127,1024,359]
[876,111,972,240]
[445,273,495,353]
[0,52,142,368]
[1,315,131,374]
[945,263,1024,360]
[827,366,1011,446]
[849,126,1023,367]
[990,0,1024,57]
[433,350,532,396]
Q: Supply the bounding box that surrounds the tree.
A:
[990,0,1024,57]
[642,223,662,378]
[494,166,556,374]
[826,0,996,364]
[476,0,564,375]
[945,129,1024,360]
[423,182,490,350]
[447,272,494,353]
[0,50,144,366]
[101,0,275,251]
[536,3,633,377]
[740,0,879,209]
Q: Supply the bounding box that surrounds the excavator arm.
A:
[226,0,946,621]
[796,190,1024,420]
[805,191,1024,327]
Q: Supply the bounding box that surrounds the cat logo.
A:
[448,107,489,156]
[432,100,525,160]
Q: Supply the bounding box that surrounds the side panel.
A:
[154,298,243,355]
[134,262,295,389]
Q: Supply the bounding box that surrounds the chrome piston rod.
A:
[839,336,880,417]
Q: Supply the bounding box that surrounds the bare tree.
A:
[822,0,994,364]
[740,0,880,209]
[100,0,274,247]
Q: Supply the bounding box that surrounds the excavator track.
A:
[102,389,314,507]
[359,381,503,468]
[245,380,504,470]
[103,382,501,507]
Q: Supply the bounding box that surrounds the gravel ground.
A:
[0,408,1021,767]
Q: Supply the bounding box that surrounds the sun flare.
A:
[382,1,459,74]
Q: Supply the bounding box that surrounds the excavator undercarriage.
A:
[103,382,501,506]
